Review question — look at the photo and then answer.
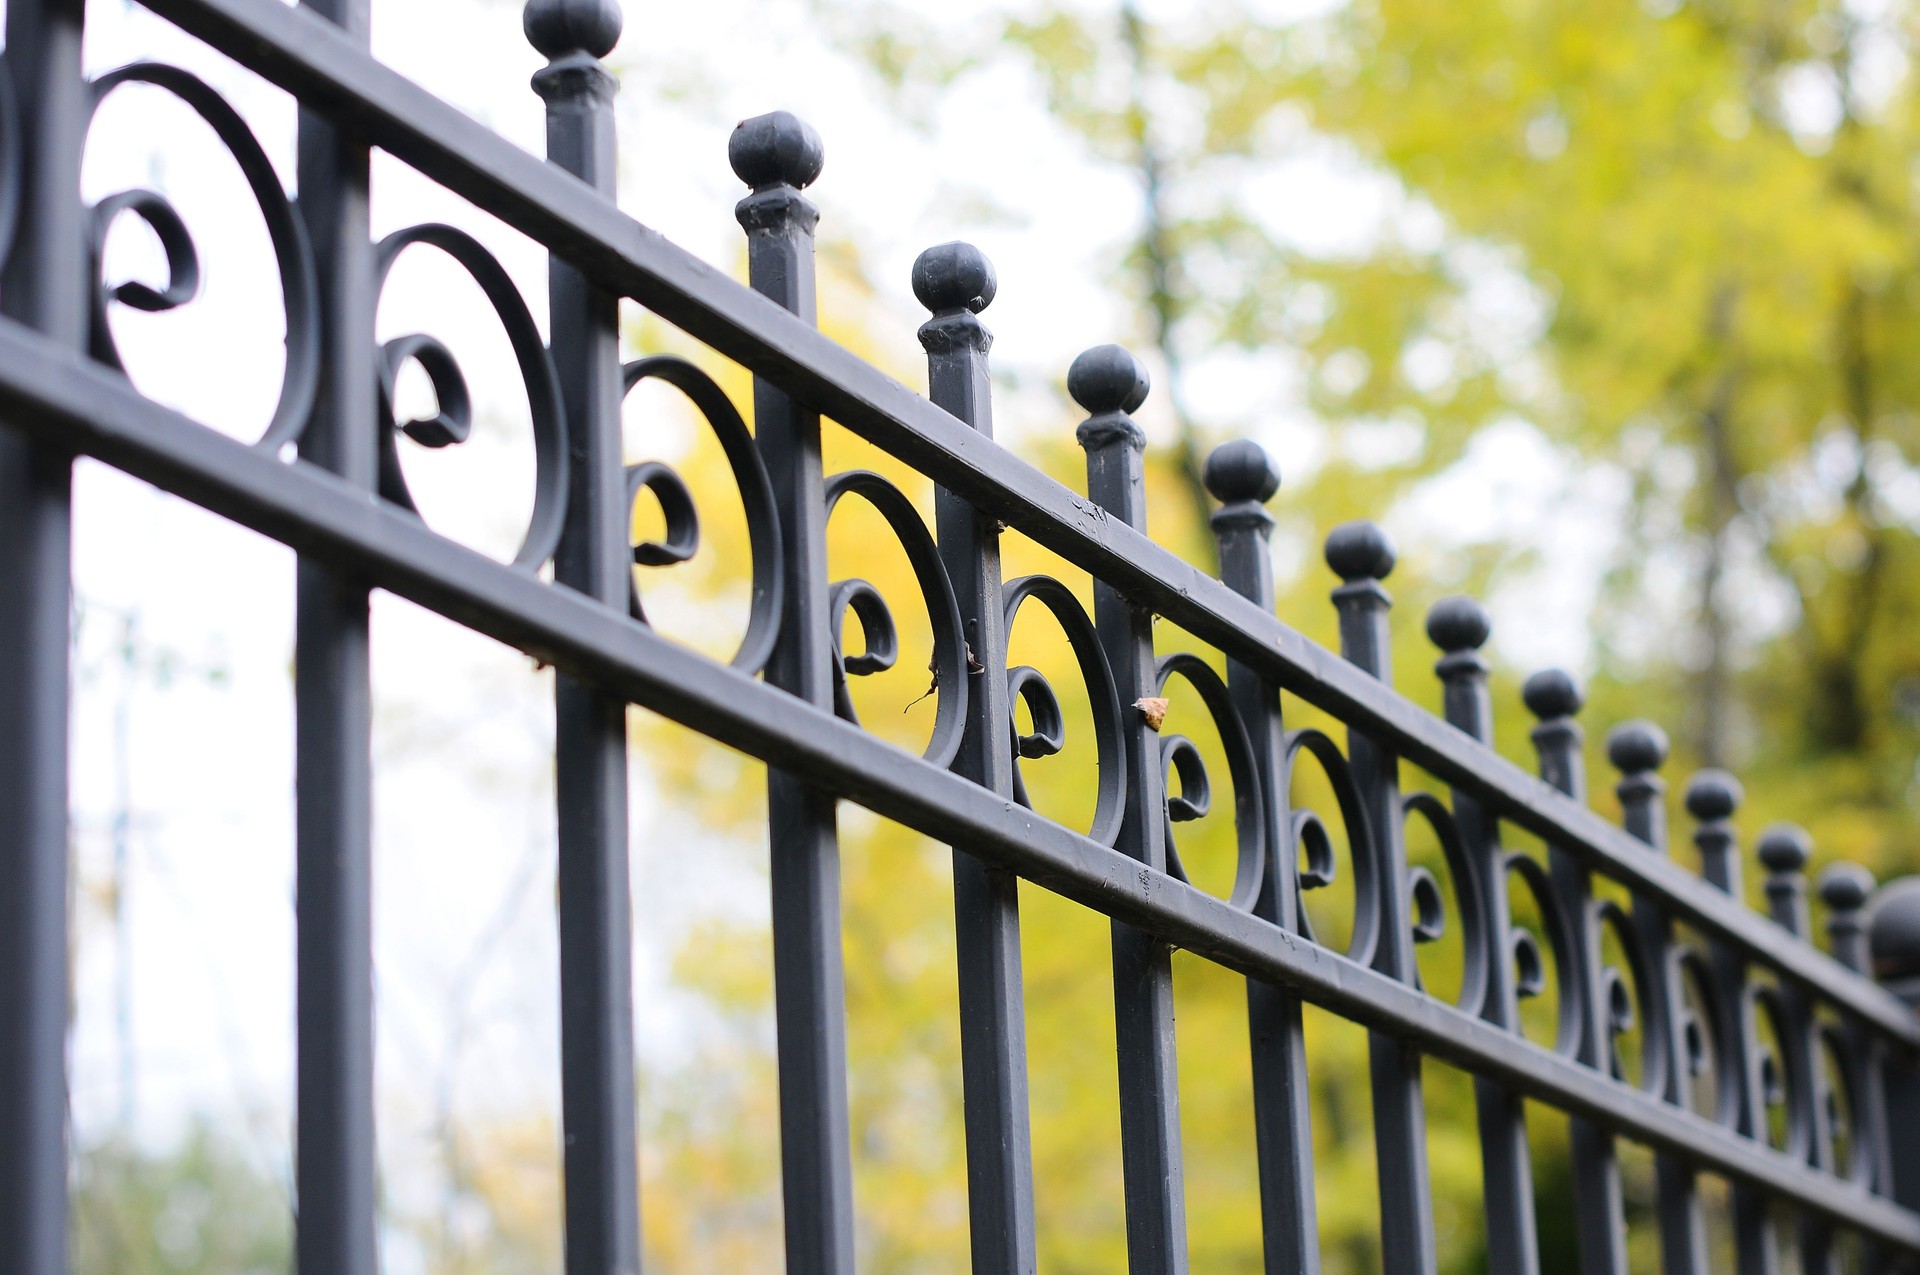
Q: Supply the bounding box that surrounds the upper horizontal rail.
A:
[0,323,1914,1246]
[136,0,1920,1045]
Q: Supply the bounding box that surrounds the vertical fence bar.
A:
[1070,344,1187,1275]
[1430,597,1540,1275]
[732,112,857,1275]
[1205,442,1320,1275]
[1325,521,1437,1275]
[0,4,84,1274]
[1609,724,1710,1275]
[1689,774,1776,1275]
[1753,825,1827,1275]
[292,3,378,1274]
[1524,671,1631,1275]
[529,5,643,1273]
[919,243,1039,1275]
[1867,885,1920,1259]
[1821,866,1891,1274]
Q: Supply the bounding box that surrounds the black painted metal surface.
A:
[4,2,1920,1273]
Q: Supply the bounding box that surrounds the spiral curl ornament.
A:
[1503,853,1581,1056]
[1281,727,1379,966]
[821,470,967,768]
[1814,1021,1869,1183]
[620,356,784,675]
[1593,898,1665,1094]
[1672,943,1729,1120]
[85,63,319,452]
[1748,981,1804,1155]
[1002,575,1127,848]
[1152,653,1265,912]
[1399,791,1488,1016]
[372,224,566,572]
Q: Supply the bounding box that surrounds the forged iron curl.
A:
[1504,852,1581,1057]
[1153,652,1265,912]
[86,62,319,452]
[1748,979,1803,1155]
[1594,897,1665,1095]
[1281,726,1379,967]
[1400,790,1489,1017]
[1002,574,1126,848]
[373,223,566,572]
[621,355,783,675]
[822,469,966,768]
[1672,942,1730,1121]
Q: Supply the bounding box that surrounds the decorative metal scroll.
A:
[374,223,566,572]
[621,355,783,675]
[86,62,319,452]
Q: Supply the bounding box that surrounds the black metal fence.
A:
[3,1,1919,1272]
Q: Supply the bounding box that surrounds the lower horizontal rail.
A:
[1,325,1915,1250]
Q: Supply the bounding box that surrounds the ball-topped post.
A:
[1870,877,1920,1004]
[729,110,825,194]
[524,0,623,60]
[1521,669,1585,798]
[914,242,996,394]
[1203,439,1279,507]
[1685,769,1743,896]
[1427,595,1492,739]
[1325,520,1397,685]
[1325,521,1396,585]
[1607,721,1669,851]
[1205,439,1281,623]
[1068,343,1151,414]
[913,241,996,317]
[1818,862,1875,972]
[1752,823,1812,936]
[1071,344,1152,526]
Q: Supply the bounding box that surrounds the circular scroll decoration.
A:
[1400,791,1487,1017]
[1003,575,1127,848]
[1749,981,1803,1157]
[1281,727,1378,967]
[1593,899,1665,1096]
[823,470,967,768]
[1153,652,1265,912]
[1815,1022,1869,1185]
[1672,944,1729,1123]
[87,62,319,451]
[374,224,566,572]
[621,356,784,675]
[1504,853,1579,1057]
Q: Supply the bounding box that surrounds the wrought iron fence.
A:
[2,0,1919,1272]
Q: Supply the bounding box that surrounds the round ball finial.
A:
[1425,595,1491,653]
[1606,720,1669,774]
[912,242,996,316]
[1869,877,1920,984]
[1324,521,1396,582]
[728,111,825,191]
[1522,668,1584,721]
[1203,439,1279,505]
[1683,769,1742,822]
[1817,862,1875,913]
[1067,344,1150,416]
[1756,823,1812,875]
[523,0,623,59]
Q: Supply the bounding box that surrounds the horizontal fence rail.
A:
[3,1,1920,1274]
